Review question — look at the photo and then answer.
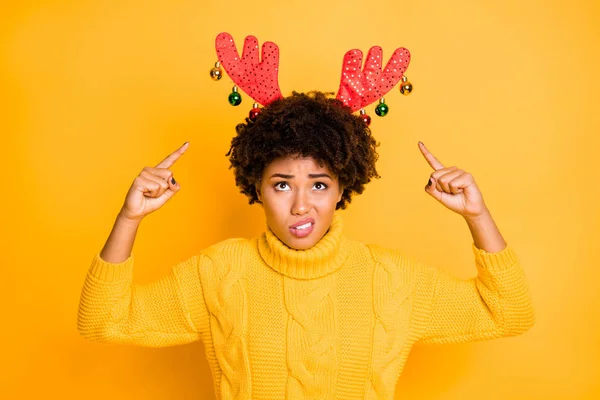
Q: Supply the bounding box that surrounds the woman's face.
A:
[257,155,343,250]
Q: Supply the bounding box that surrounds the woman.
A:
[77,91,535,399]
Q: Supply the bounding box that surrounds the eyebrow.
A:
[269,173,333,179]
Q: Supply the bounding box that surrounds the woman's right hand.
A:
[119,142,190,222]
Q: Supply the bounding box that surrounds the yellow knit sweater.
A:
[77,214,535,399]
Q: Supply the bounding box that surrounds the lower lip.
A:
[289,223,314,238]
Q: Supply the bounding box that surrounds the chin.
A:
[282,236,316,250]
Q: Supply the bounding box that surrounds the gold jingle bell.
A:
[210,61,223,81]
[400,75,413,95]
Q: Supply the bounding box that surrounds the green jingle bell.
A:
[228,86,242,106]
[375,98,389,117]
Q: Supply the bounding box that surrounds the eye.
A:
[274,182,290,191]
[313,182,328,190]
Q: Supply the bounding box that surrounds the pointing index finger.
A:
[418,142,444,171]
[156,142,189,169]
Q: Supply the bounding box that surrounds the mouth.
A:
[289,218,315,238]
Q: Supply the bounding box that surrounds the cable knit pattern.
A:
[200,240,252,400]
[258,216,345,398]
[364,246,416,399]
[77,213,535,399]
[283,275,338,398]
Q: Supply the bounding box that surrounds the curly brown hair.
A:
[226,91,380,209]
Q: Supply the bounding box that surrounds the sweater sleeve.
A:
[77,252,211,348]
[413,243,535,345]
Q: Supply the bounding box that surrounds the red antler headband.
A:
[210,32,413,126]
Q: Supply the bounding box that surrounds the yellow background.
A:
[1,0,599,398]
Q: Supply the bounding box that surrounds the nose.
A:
[291,188,311,215]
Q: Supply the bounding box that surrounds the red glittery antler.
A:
[336,46,411,113]
[215,32,283,106]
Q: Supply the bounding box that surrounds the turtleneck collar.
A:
[258,213,349,280]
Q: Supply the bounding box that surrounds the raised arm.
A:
[77,142,210,347]
[412,141,534,344]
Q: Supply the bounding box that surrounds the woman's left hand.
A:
[419,141,487,218]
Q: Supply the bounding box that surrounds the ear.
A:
[337,186,344,203]
[255,184,263,202]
